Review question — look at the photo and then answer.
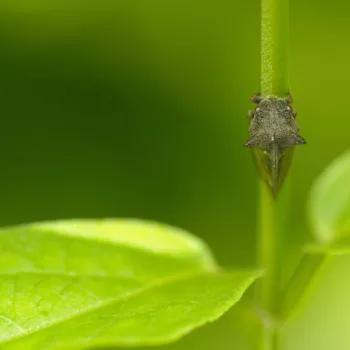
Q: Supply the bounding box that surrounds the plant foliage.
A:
[0,220,260,349]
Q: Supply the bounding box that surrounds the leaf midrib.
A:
[0,269,219,345]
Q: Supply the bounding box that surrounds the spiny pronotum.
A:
[245,93,306,195]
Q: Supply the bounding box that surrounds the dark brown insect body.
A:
[245,94,306,195]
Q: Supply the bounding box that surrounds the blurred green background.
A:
[0,0,349,349]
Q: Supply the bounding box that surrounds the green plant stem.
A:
[257,179,290,349]
[258,183,278,313]
[257,0,290,348]
[261,0,289,97]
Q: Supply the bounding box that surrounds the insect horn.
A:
[244,134,260,148]
[293,134,307,145]
[285,133,306,147]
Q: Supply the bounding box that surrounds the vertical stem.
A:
[261,0,289,97]
[258,0,290,348]
[258,182,278,313]
[257,183,279,349]
[257,179,290,349]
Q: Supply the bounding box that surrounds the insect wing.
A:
[277,147,294,191]
[251,147,294,195]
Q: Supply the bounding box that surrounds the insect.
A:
[244,93,306,196]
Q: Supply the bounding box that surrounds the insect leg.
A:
[251,93,263,104]
[284,92,293,104]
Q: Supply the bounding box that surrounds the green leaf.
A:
[280,254,350,350]
[281,150,350,320]
[280,241,350,320]
[0,219,261,349]
[308,149,350,243]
